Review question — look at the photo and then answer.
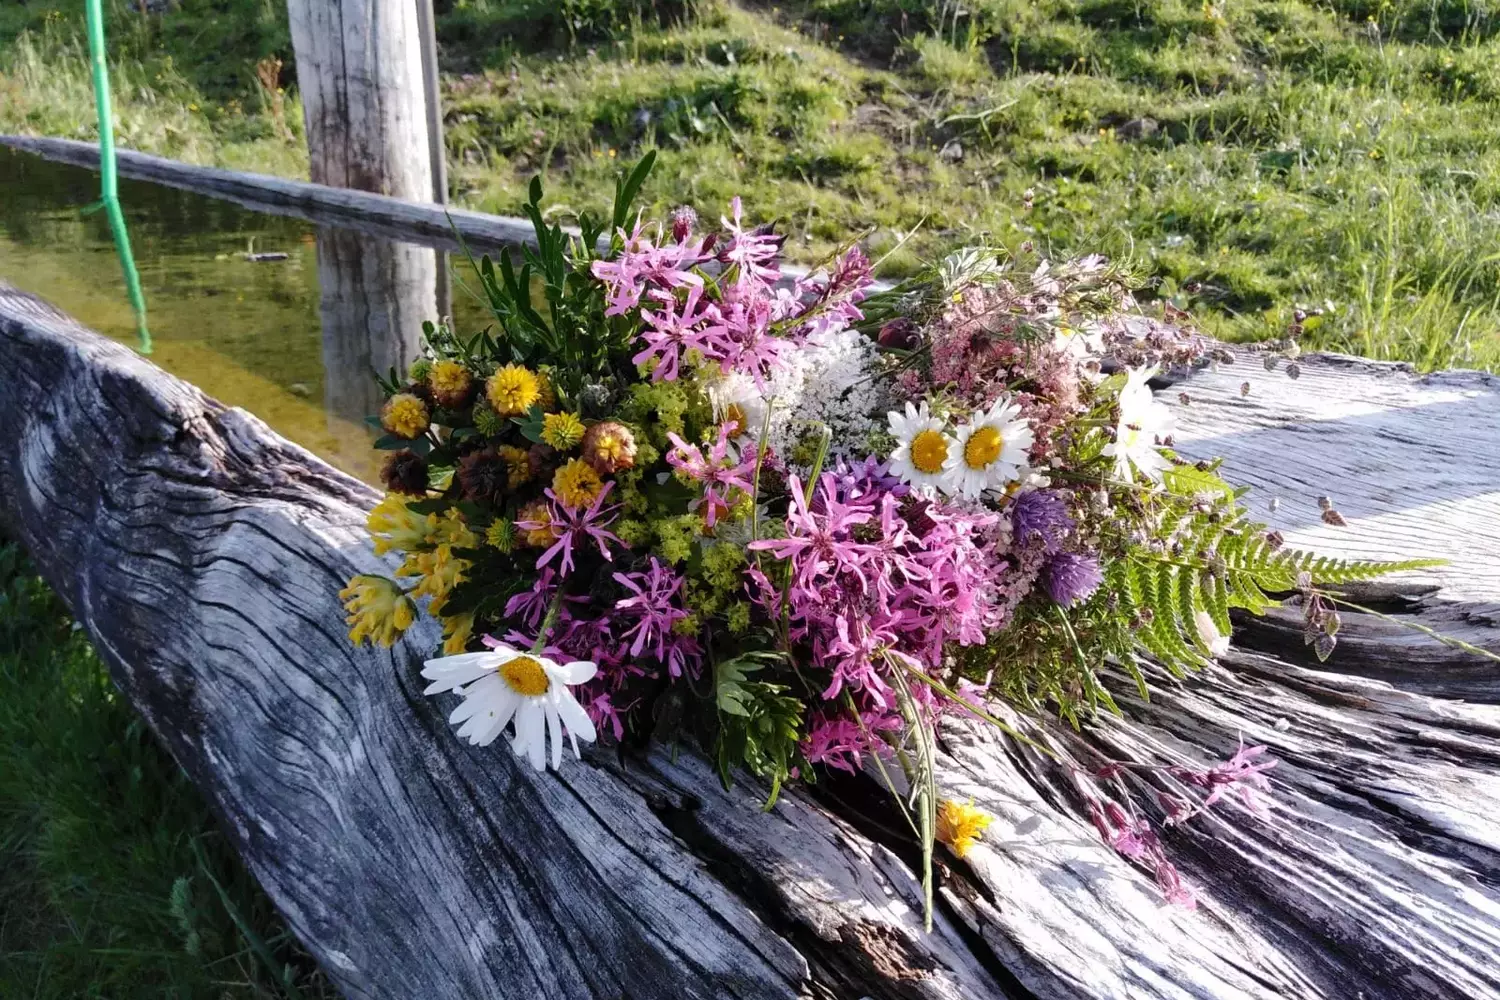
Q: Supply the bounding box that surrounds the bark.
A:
[1,284,1497,1000]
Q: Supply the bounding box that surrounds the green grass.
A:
[4,0,1500,367]
[0,541,331,999]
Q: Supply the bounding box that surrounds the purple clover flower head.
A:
[1045,551,1103,607]
[1011,488,1073,555]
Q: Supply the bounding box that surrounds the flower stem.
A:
[530,588,566,655]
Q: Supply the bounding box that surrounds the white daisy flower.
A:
[887,401,956,493]
[1102,366,1174,483]
[709,372,771,444]
[946,397,1035,499]
[421,644,598,771]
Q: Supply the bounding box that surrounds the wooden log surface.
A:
[1,282,1497,999]
[0,135,536,256]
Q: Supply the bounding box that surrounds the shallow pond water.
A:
[0,145,487,482]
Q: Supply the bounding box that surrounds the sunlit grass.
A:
[4,0,1498,367]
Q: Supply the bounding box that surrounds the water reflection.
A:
[0,145,482,483]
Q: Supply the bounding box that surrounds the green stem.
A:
[86,0,151,354]
[1320,592,1500,663]
[890,668,935,932]
[530,588,566,654]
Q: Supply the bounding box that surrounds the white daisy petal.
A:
[423,640,599,770]
[557,660,598,685]
[545,702,564,771]
[555,689,597,746]
[421,652,499,694]
[518,701,549,771]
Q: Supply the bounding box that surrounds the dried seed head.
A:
[1285,362,1302,379]
[1240,381,1251,397]
[1322,508,1348,526]
[1317,495,1333,510]
[1178,392,1191,406]
[380,449,429,495]
[1264,529,1285,550]
[1263,355,1279,371]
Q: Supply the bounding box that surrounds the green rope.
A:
[85,0,151,353]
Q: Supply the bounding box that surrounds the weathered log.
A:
[1,282,1497,1000]
[0,135,537,256]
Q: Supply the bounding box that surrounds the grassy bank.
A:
[0,542,330,999]
[4,0,1500,367]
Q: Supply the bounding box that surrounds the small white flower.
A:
[887,401,956,493]
[709,372,771,443]
[1102,366,1174,483]
[421,644,598,771]
[946,397,1035,499]
[1194,611,1231,658]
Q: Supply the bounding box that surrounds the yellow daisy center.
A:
[500,656,550,697]
[910,429,949,475]
[964,426,1003,470]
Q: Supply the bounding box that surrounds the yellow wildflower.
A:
[535,369,558,410]
[405,544,469,612]
[440,612,476,655]
[936,799,993,859]
[486,364,541,417]
[428,359,474,409]
[517,500,558,548]
[367,495,435,556]
[429,359,471,395]
[431,509,478,550]
[381,393,429,439]
[494,444,533,487]
[339,574,416,647]
[552,458,603,508]
[541,412,587,450]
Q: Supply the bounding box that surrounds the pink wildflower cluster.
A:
[502,556,703,740]
[592,202,873,389]
[1083,743,1279,909]
[666,424,758,527]
[748,460,1007,770]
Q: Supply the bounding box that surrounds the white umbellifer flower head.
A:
[1194,611,1231,658]
[946,396,1035,499]
[421,645,597,771]
[887,401,955,493]
[1102,366,1174,483]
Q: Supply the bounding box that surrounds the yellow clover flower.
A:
[381,393,430,439]
[486,364,541,417]
[552,458,603,508]
[936,799,993,859]
[339,574,417,647]
[367,495,436,557]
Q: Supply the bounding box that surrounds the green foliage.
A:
[1117,466,1440,677]
[0,542,330,998]
[459,154,656,396]
[713,649,805,807]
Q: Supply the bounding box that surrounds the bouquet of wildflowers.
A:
[340,156,1429,912]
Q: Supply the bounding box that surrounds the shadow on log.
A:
[1,282,1498,999]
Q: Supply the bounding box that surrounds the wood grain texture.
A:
[1,283,1496,1000]
[285,0,431,200]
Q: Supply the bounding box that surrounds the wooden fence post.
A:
[287,0,440,445]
